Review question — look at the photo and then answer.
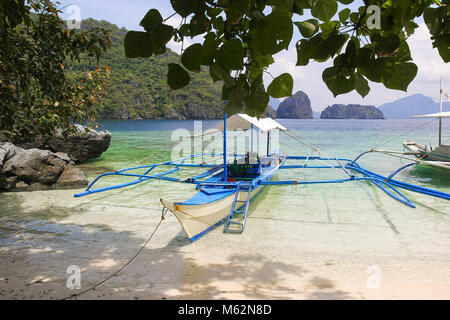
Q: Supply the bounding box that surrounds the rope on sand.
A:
[62,208,168,300]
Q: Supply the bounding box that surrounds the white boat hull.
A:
[403,140,450,170]
[160,187,262,241]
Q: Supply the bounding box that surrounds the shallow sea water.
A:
[0,119,449,299]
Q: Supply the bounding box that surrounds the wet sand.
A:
[0,178,449,300]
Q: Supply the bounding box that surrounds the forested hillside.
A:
[67,19,223,120]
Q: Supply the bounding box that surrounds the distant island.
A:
[276,91,313,119]
[320,104,384,119]
[378,93,450,119]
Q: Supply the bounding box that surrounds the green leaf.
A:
[179,24,190,36]
[209,63,236,87]
[311,0,338,22]
[244,75,269,116]
[295,19,320,38]
[170,0,202,18]
[337,0,354,4]
[227,0,250,23]
[267,73,293,98]
[300,32,348,63]
[124,31,153,58]
[435,35,450,63]
[190,14,211,37]
[209,63,224,82]
[201,37,217,65]
[424,8,440,35]
[355,74,370,97]
[140,9,163,32]
[224,78,249,115]
[349,12,359,24]
[395,40,412,62]
[320,20,340,35]
[373,33,401,54]
[150,24,173,55]
[268,0,295,11]
[322,67,355,97]
[217,39,244,70]
[338,8,351,23]
[224,98,245,115]
[181,44,202,72]
[296,39,313,66]
[384,62,418,91]
[167,63,191,90]
[295,0,314,9]
[251,10,293,55]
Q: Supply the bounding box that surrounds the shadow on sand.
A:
[0,192,353,300]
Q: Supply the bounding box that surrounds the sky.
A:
[58,0,450,111]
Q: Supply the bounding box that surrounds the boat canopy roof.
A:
[413,111,450,118]
[214,113,288,132]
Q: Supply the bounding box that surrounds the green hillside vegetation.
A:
[67,19,223,120]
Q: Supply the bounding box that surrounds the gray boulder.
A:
[11,124,111,163]
[0,142,88,191]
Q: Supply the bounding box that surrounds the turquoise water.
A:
[80,119,450,188]
[1,119,449,299]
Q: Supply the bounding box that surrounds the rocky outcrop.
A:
[276,91,313,119]
[263,105,277,119]
[0,142,88,192]
[9,124,111,163]
[320,104,385,119]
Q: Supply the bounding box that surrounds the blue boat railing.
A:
[74,152,449,209]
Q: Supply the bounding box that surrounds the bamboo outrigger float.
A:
[75,113,450,241]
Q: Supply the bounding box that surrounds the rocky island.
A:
[276,91,313,119]
[320,104,384,119]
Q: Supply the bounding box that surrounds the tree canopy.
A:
[124,0,450,118]
[0,0,110,139]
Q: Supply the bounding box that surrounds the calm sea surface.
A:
[1,119,449,299]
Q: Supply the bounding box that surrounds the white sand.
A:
[0,182,449,300]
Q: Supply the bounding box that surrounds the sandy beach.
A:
[1,178,449,300]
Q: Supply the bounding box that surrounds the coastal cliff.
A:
[69,19,223,120]
[320,104,384,119]
[276,91,313,119]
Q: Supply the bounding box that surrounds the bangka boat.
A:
[75,113,450,241]
[402,77,450,170]
[402,111,450,170]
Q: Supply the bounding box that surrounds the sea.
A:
[0,119,449,299]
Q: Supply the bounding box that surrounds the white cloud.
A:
[267,22,449,111]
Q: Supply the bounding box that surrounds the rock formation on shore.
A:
[0,142,88,192]
[320,104,384,119]
[0,125,111,192]
[276,91,313,119]
[13,124,111,163]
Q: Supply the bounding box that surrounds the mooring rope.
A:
[62,208,168,300]
[370,118,437,151]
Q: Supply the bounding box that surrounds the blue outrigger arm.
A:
[74,153,227,198]
[272,156,450,207]
[75,152,449,209]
